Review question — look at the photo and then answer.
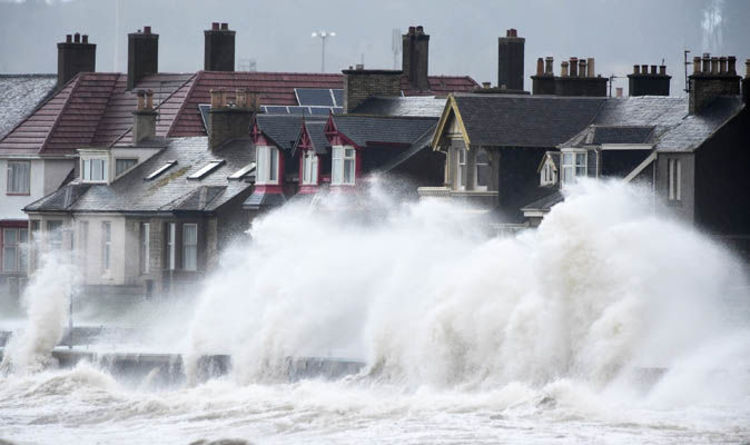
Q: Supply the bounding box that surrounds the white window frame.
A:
[561,150,587,186]
[668,158,681,201]
[166,222,176,271]
[332,146,356,186]
[115,158,138,176]
[457,148,467,190]
[302,150,319,185]
[2,227,28,273]
[474,148,489,191]
[140,222,150,274]
[101,221,111,273]
[540,160,557,186]
[7,160,31,195]
[182,223,198,271]
[82,158,108,183]
[256,146,279,185]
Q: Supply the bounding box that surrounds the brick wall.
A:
[343,69,402,113]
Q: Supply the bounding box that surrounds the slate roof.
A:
[255,114,328,152]
[296,120,330,155]
[0,74,56,139]
[520,189,564,212]
[379,124,437,172]
[25,136,254,214]
[591,126,655,145]
[452,94,606,147]
[351,96,447,117]
[333,115,437,147]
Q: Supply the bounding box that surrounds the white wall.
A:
[0,158,75,221]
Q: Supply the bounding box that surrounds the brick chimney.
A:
[531,56,555,94]
[57,33,96,89]
[627,63,671,96]
[498,28,525,91]
[208,88,256,151]
[342,67,402,113]
[132,89,157,144]
[402,25,430,91]
[204,22,235,71]
[551,56,607,96]
[689,53,741,114]
[127,26,158,90]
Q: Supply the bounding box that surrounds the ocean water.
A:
[1,180,749,444]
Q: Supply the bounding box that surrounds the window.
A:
[140,222,150,274]
[47,220,63,251]
[229,162,256,180]
[302,151,319,185]
[668,158,681,201]
[82,158,108,183]
[332,146,355,185]
[146,160,177,180]
[561,151,587,185]
[541,162,557,186]
[475,149,489,190]
[457,148,467,189]
[256,146,279,184]
[182,223,197,271]
[188,160,224,180]
[115,158,138,176]
[2,228,28,273]
[7,161,30,194]
[101,221,111,272]
[166,222,176,270]
[79,221,88,273]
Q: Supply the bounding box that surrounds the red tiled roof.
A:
[0,70,478,152]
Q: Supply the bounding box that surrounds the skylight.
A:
[145,160,177,180]
[188,160,225,180]
[228,162,256,180]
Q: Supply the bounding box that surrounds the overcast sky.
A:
[1,0,748,95]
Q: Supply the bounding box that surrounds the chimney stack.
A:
[547,56,607,96]
[57,32,96,89]
[132,90,157,145]
[342,68,402,112]
[498,28,525,91]
[402,25,430,90]
[127,26,159,90]
[628,62,671,96]
[208,88,257,151]
[689,53,741,114]
[532,56,555,94]
[743,59,750,105]
[204,22,235,71]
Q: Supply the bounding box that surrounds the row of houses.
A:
[1,25,748,301]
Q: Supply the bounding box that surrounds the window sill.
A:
[6,192,30,196]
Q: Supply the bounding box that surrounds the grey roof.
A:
[243,190,286,210]
[298,121,330,155]
[0,74,56,139]
[255,114,328,152]
[453,94,606,148]
[351,96,447,117]
[334,115,437,147]
[653,97,744,152]
[521,189,564,212]
[25,137,255,214]
[591,126,655,144]
[379,124,436,172]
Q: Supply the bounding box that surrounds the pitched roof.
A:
[351,96,447,117]
[25,136,254,213]
[591,126,655,145]
[333,115,437,147]
[450,94,606,148]
[255,114,328,152]
[521,189,564,212]
[0,74,56,139]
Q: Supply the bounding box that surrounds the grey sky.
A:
[1,0,748,95]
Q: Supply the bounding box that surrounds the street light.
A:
[312,30,335,73]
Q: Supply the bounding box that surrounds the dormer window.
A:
[561,150,587,185]
[540,157,558,186]
[81,157,108,183]
[256,145,279,185]
[302,150,319,185]
[332,146,355,185]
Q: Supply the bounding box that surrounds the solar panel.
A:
[263,106,290,114]
[296,89,335,106]
[332,107,344,114]
[288,106,310,115]
[332,89,344,107]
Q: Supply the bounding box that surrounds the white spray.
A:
[185,179,750,402]
[1,250,79,374]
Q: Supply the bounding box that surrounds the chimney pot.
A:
[745,59,750,79]
[144,26,151,34]
[408,26,416,34]
[587,58,595,77]
[66,34,72,43]
[693,56,701,74]
[710,57,719,74]
[578,59,586,77]
[221,23,229,31]
[545,56,554,75]
[146,89,154,109]
[210,89,227,109]
[616,87,623,98]
[212,22,220,30]
[136,90,146,111]
[482,81,491,89]
[641,64,648,74]
[82,35,88,44]
[719,56,727,74]
[569,57,578,77]
[536,58,544,76]
[416,25,424,33]
[74,33,80,43]
[561,61,569,77]
[634,64,640,75]
[728,56,737,75]
[702,54,711,73]
[659,65,666,75]
[650,65,657,75]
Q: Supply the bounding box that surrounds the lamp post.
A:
[312,30,335,73]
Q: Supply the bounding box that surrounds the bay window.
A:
[302,150,319,185]
[47,220,63,251]
[256,146,279,184]
[7,161,30,194]
[332,146,356,185]
[166,222,176,271]
[561,150,587,185]
[2,228,28,273]
[182,223,198,271]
